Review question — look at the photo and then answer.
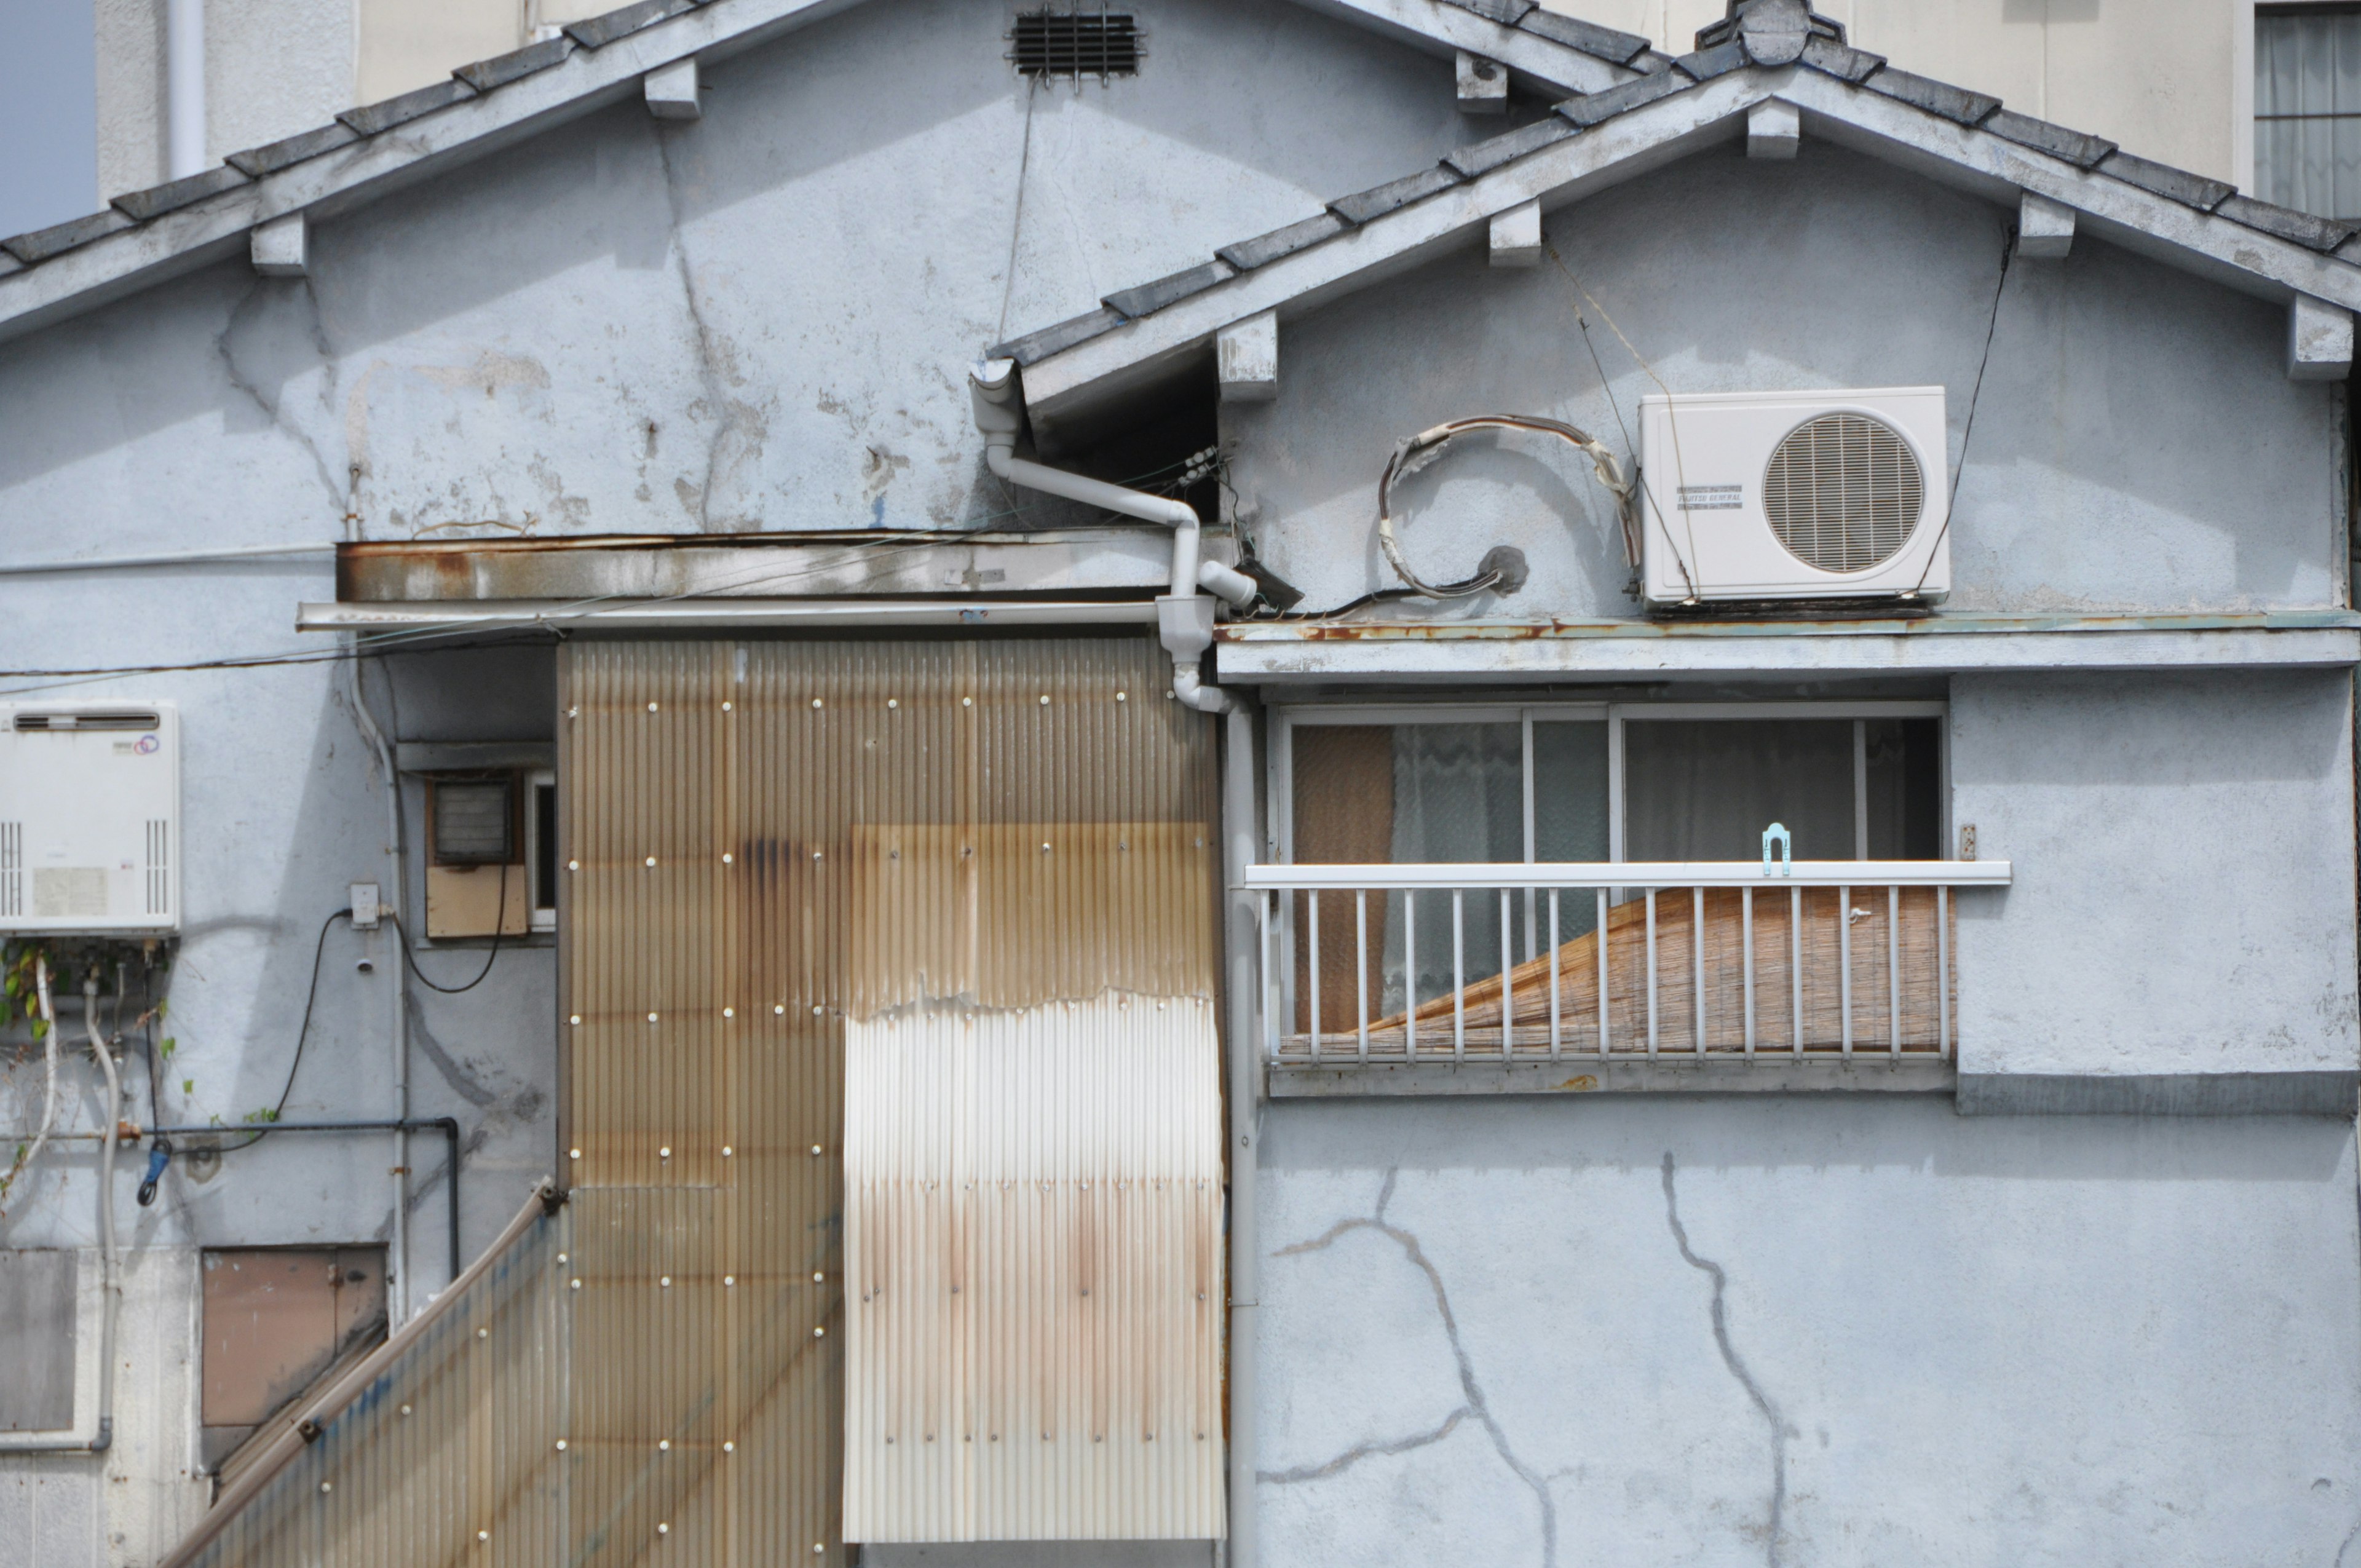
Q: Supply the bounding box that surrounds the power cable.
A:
[213,906,349,1157]
[386,861,507,995]
[1908,221,2017,598]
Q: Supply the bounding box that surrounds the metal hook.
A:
[1762,823,1792,877]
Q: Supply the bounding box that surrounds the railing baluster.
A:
[1500,889,1514,1062]
[1839,882,1853,1062]
[1356,888,1370,1066]
[1262,890,1279,1066]
[1452,889,1466,1066]
[1742,887,1755,1061]
[1693,885,1706,1059]
[1548,890,1562,1063]
[1887,884,1900,1062]
[1405,891,1419,1064]
[1790,885,1802,1059]
[1308,891,1321,1065]
[1596,888,1610,1060]
[1937,884,1950,1063]
[1645,889,1659,1061]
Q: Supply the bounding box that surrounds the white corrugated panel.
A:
[844,993,1223,1541]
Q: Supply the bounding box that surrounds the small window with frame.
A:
[424,774,528,940]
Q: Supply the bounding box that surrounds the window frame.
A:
[1270,699,1952,868]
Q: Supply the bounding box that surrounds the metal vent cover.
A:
[1760,411,1925,574]
[1010,9,1140,77]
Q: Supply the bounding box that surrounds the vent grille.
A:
[1760,412,1925,574]
[146,818,169,917]
[1010,9,1139,77]
[14,711,160,732]
[0,823,18,919]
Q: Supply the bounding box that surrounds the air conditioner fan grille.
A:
[1760,412,1924,574]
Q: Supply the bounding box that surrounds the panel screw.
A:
[1116,692,1127,702]
[647,702,659,713]
[722,1441,735,1454]
[812,1145,824,1155]
[569,1015,581,1026]
[657,1523,670,1536]
[811,698,823,710]
[1038,694,1050,705]
[659,1439,670,1452]
[658,1146,671,1158]
[400,1404,412,1416]
[962,696,973,707]
[887,699,899,709]
[568,860,579,871]
[721,853,733,865]
[722,1146,733,1157]
[775,1004,786,1015]
[813,1326,826,1337]
[724,1274,735,1286]
[721,702,732,712]
[569,1148,582,1160]
[645,856,657,868]
[648,1012,659,1023]
[722,1007,734,1019]
[321,1482,331,1493]
[660,1275,672,1287]
[555,1439,567,1451]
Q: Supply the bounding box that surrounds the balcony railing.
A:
[1244,859,2012,1070]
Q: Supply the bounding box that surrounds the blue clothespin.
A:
[1762,823,1792,877]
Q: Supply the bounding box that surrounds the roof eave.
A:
[1015,65,2361,431]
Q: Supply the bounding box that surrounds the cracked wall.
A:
[1259,1095,2361,1568]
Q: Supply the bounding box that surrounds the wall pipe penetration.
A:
[968,357,1255,713]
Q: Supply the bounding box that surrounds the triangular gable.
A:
[0,0,1651,345]
[1000,3,2361,443]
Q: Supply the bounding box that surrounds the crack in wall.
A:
[652,125,763,533]
[1258,1408,1468,1485]
[1273,1170,1560,1566]
[1661,1151,1791,1568]
[215,276,347,513]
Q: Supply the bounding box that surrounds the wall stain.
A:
[1271,1169,1559,1566]
[215,276,346,513]
[1661,1150,1792,1568]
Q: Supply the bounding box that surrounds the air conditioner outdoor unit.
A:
[0,703,180,936]
[1637,386,1949,606]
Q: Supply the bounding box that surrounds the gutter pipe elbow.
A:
[970,359,1246,711]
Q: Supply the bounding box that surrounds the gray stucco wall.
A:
[1222,142,2343,619]
[1952,668,2359,1079]
[1257,1095,2361,1568]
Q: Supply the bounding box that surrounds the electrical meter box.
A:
[0,703,180,936]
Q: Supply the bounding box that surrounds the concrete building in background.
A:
[2,0,2361,1564]
[12,0,2354,234]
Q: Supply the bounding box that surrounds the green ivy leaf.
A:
[29,1020,46,1042]
[159,1038,176,1060]
[182,1079,194,1096]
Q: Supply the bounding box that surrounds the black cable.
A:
[1908,220,2017,597]
[216,908,349,1154]
[385,861,508,994]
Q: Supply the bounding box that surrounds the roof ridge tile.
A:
[1796,34,1883,82]
[1672,39,1750,81]
[989,306,1126,367]
[1556,64,1694,127]
[1103,259,1237,321]
[1436,0,1538,25]
[2098,149,2234,212]
[109,164,251,224]
[1,208,135,267]
[454,34,575,93]
[1216,211,1350,271]
[1444,116,1576,178]
[1327,164,1465,226]
[1982,107,2114,170]
[2215,192,2354,251]
[1514,9,1652,66]
[1860,66,1999,127]
[338,77,477,137]
[226,122,361,178]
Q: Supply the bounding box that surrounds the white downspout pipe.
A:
[969,358,1252,712]
[346,658,413,1320]
[166,0,205,180]
[1221,701,1262,1568]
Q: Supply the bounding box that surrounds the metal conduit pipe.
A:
[345,660,414,1320]
[969,358,1252,713]
[1221,700,1264,1568]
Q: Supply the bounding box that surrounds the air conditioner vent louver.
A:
[1760,412,1925,574]
[14,711,160,732]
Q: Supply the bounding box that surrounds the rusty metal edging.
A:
[158,1179,566,1568]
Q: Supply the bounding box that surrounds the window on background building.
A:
[2257,5,2361,219]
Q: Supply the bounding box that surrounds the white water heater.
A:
[1637,386,1950,606]
[0,703,180,936]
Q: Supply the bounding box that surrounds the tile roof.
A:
[986,0,2361,368]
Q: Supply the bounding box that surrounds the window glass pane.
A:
[1864,718,1942,860]
[1532,720,1609,950]
[2256,8,2361,216]
[1289,722,1522,1025]
[1624,719,1856,861]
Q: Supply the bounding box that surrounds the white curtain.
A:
[2258,9,2361,219]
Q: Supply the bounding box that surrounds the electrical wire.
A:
[1376,414,1640,598]
[385,861,507,995]
[218,907,350,1153]
[1907,220,2017,598]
